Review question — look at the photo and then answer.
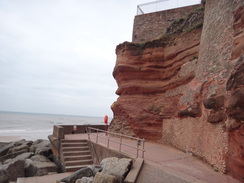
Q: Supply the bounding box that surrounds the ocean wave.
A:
[0,128,52,133]
[0,129,31,133]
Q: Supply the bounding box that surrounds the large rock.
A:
[8,144,29,154]
[93,172,119,183]
[0,149,28,163]
[25,155,57,177]
[4,152,34,164]
[34,140,52,156]
[61,167,94,183]
[87,165,102,175]
[101,157,132,183]
[0,160,25,182]
[0,142,15,156]
[15,139,28,146]
[75,177,93,183]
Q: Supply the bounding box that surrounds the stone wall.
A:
[162,0,244,180]
[132,4,202,43]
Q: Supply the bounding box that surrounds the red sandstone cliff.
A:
[110,0,244,181]
[111,29,201,139]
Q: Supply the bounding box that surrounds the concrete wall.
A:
[48,125,107,159]
[132,4,202,43]
[87,141,131,164]
[60,125,106,135]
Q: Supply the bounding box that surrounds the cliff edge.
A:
[110,0,244,181]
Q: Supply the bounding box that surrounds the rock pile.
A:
[0,139,57,183]
[60,157,132,183]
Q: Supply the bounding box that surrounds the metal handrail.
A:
[86,127,145,158]
[137,0,201,15]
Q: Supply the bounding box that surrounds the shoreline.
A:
[0,133,49,142]
[0,135,25,142]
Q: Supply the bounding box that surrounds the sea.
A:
[0,111,105,142]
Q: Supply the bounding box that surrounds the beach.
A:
[0,111,104,142]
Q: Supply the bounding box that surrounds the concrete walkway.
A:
[65,133,239,183]
[16,173,71,183]
[17,133,239,183]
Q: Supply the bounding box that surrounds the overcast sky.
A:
[0,0,200,117]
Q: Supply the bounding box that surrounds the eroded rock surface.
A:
[110,0,244,181]
[110,29,202,140]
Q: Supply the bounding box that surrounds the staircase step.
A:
[60,139,93,173]
[62,146,89,152]
[65,165,92,172]
[65,159,93,166]
[62,142,88,147]
[64,155,92,161]
[61,139,87,143]
[63,150,91,156]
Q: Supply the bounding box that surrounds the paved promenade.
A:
[17,133,239,183]
[66,133,239,183]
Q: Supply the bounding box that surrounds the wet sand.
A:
[0,136,23,142]
[0,131,49,142]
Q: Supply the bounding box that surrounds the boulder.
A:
[0,149,28,163]
[87,165,102,175]
[33,139,44,145]
[0,160,25,182]
[15,139,27,146]
[93,172,119,183]
[75,177,93,183]
[34,140,52,156]
[23,140,33,147]
[61,167,94,183]
[0,142,15,156]
[101,157,132,183]
[0,142,9,149]
[4,152,34,164]
[25,155,57,177]
[8,144,29,154]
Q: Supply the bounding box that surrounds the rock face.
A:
[111,28,202,139]
[110,0,244,181]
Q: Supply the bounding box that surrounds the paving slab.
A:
[16,173,71,183]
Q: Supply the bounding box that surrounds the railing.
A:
[86,127,145,158]
[137,0,202,15]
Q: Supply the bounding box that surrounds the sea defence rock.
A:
[61,167,94,183]
[75,176,93,183]
[0,142,15,157]
[110,0,244,181]
[101,157,132,183]
[60,157,132,183]
[34,140,52,156]
[25,155,57,177]
[93,172,118,183]
[4,152,34,164]
[0,139,57,182]
[0,160,25,183]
